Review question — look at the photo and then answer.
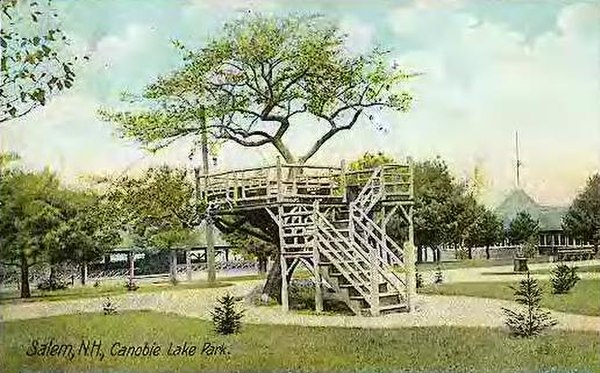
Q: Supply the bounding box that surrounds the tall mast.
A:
[515,131,522,189]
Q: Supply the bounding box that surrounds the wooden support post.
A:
[406,158,417,312]
[233,172,239,202]
[369,242,380,316]
[128,251,135,285]
[313,200,323,313]
[199,111,216,284]
[186,249,192,282]
[170,249,178,283]
[340,160,347,203]
[278,205,289,312]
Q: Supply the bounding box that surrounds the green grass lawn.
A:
[482,264,600,276]
[420,279,600,316]
[0,274,265,305]
[1,311,598,373]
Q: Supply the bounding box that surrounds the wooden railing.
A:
[202,160,412,206]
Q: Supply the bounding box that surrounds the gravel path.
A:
[2,280,599,332]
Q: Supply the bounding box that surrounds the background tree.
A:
[47,189,121,285]
[507,211,539,245]
[0,169,62,297]
[563,173,600,254]
[105,166,200,282]
[464,208,504,260]
[101,15,416,302]
[1,0,79,124]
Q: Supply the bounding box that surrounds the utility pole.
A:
[515,131,522,189]
[198,109,216,284]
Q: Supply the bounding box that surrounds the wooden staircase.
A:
[279,167,409,316]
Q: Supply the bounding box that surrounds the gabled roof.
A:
[494,189,566,231]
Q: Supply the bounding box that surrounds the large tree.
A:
[1,0,78,124]
[101,15,416,301]
[563,173,600,254]
[464,208,504,260]
[0,169,63,297]
[104,166,201,281]
[507,211,539,246]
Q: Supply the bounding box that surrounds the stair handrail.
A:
[352,207,405,264]
[317,210,406,294]
[352,167,384,210]
[313,223,373,303]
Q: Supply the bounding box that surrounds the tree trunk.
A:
[436,247,441,262]
[468,247,473,260]
[170,250,178,283]
[485,245,491,260]
[20,258,31,298]
[80,262,87,286]
[49,264,57,283]
[257,256,267,274]
[417,246,423,263]
[262,254,281,302]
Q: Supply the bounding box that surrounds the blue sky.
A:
[1,0,599,206]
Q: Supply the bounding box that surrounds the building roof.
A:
[494,189,567,231]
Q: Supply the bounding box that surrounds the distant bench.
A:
[553,248,594,262]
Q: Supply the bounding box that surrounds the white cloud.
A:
[339,17,375,54]
[384,2,600,205]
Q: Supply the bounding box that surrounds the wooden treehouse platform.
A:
[201,159,417,316]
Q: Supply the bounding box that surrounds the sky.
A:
[1,0,599,207]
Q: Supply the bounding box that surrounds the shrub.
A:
[93,281,101,288]
[415,271,423,289]
[103,297,117,315]
[434,266,443,284]
[502,271,557,337]
[550,264,579,294]
[124,280,139,291]
[37,278,68,291]
[211,293,244,335]
[523,235,539,259]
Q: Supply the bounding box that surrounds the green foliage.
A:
[502,272,557,337]
[105,166,200,252]
[124,281,139,292]
[434,265,444,284]
[211,293,244,335]
[464,209,504,250]
[348,152,394,171]
[508,211,539,245]
[1,0,81,124]
[36,278,68,291]
[102,297,117,315]
[550,264,580,294]
[522,234,538,259]
[415,271,423,289]
[101,15,416,164]
[563,173,600,251]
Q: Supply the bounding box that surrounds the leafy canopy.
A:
[101,15,416,163]
[563,173,600,247]
[104,166,201,251]
[508,211,539,245]
[1,0,79,124]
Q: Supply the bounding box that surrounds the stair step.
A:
[282,211,312,217]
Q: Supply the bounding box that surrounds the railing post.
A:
[278,204,289,312]
[233,172,239,202]
[313,199,323,313]
[276,157,282,202]
[340,160,347,203]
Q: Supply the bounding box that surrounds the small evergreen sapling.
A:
[551,264,580,294]
[103,297,117,315]
[211,293,244,335]
[415,271,423,289]
[434,265,443,284]
[502,271,557,337]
